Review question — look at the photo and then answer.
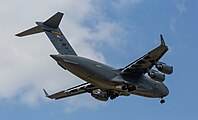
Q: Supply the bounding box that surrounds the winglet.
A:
[160,34,166,46]
[43,89,49,97]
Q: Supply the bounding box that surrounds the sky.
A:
[0,0,198,119]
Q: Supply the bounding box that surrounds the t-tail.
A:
[16,12,77,56]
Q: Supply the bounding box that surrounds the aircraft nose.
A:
[161,83,169,97]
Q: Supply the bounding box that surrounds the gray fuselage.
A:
[51,54,169,99]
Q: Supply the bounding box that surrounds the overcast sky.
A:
[0,0,198,120]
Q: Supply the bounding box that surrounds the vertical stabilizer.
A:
[16,12,77,56]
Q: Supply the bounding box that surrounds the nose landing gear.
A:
[160,98,165,104]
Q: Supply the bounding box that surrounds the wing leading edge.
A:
[121,34,169,74]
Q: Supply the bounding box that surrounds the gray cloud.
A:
[0,0,141,111]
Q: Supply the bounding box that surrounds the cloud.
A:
[170,17,176,34]
[169,0,187,34]
[175,0,187,14]
[0,0,140,112]
[0,0,101,106]
[112,0,143,10]
[63,95,107,114]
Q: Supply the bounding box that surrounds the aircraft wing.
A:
[121,35,169,75]
[43,83,97,100]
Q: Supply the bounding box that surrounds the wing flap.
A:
[44,83,97,100]
[48,89,86,100]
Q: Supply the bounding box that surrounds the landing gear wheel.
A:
[110,95,116,100]
[122,85,128,90]
[109,92,119,100]
[128,86,136,92]
[114,93,119,97]
[160,99,165,104]
[132,86,136,90]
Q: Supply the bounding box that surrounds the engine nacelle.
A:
[91,89,108,101]
[148,70,165,82]
[155,62,173,74]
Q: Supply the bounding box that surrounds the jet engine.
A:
[148,69,165,82]
[155,62,173,74]
[91,89,108,101]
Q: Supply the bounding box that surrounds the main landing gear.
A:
[109,93,119,100]
[109,85,136,100]
[122,85,136,92]
[160,98,165,104]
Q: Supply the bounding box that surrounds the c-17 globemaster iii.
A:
[16,12,173,104]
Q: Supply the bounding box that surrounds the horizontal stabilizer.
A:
[15,26,43,37]
[43,12,63,28]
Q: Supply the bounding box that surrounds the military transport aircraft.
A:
[16,12,173,104]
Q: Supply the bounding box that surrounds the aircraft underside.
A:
[16,12,173,104]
